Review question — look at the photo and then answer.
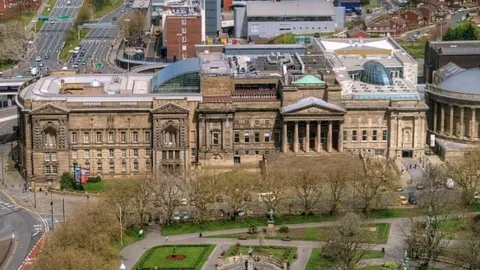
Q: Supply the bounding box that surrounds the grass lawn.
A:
[94,0,122,19]
[0,63,12,72]
[19,12,36,26]
[161,214,338,236]
[397,40,427,59]
[306,248,384,270]
[111,227,145,252]
[225,245,297,263]
[369,208,417,219]
[59,28,90,62]
[83,181,106,192]
[133,245,215,270]
[208,223,391,244]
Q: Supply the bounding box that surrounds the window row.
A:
[83,160,150,173]
[161,150,181,160]
[233,131,280,144]
[234,119,278,125]
[343,129,388,142]
[70,149,150,159]
[70,131,151,144]
[44,164,58,175]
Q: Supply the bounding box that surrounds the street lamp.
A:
[32,19,38,32]
[124,18,131,42]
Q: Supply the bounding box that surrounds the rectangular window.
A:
[52,165,58,174]
[133,161,139,172]
[72,150,78,159]
[175,151,180,159]
[121,161,126,172]
[234,132,240,143]
[212,132,219,145]
[97,162,102,173]
[145,149,151,157]
[109,162,114,173]
[132,132,138,143]
[145,160,151,171]
[84,132,90,144]
[84,150,90,159]
[254,132,260,143]
[169,151,173,159]
[181,19,186,25]
[108,132,114,143]
[84,162,90,171]
[71,132,77,144]
[244,132,250,143]
[45,165,51,175]
[255,151,259,155]
[96,132,102,143]
[372,130,378,141]
[343,130,347,142]
[109,149,114,158]
[44,153,50,161]
[274,131,280,143]
[145,131,151,143]
[264,132,271,143]
[162,151,167,160]
[362,130,367,141]
[121,149,126,158]
[352,130,357,141]
[51,153,57,161]
[133,149,138,158]
[182,53,187,59]
[182,36,187,43]
[121,132,126,143]
[382,130,388,141]
[182,45,187,51]
[96,149,102,158]
[181,27,186,34]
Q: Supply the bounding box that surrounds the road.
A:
[65,4,129,73]
[0,192,46,269]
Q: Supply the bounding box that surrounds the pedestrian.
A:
[86,195,90,200]
[199,232,202,238]
[165,236,169,242]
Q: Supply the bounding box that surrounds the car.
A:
[36,56,41,62]
[172,211,181,221]
[408,194,417,205]
[237,209,246,217]
[416,184,425,190]
[73,64,79,68]
[81,49,86,53]
[79,53,85,57]
[398,195,408,205]
[112,16,117,22]
[77,58,82,63]
[121,9,125,13]
[181,198,188,205]
[474,192,480,200]
[38,63,44,67]
[50,20,55,24]
[181,212,189,221]
[82,61,86,65]
[61,67,68,70]
[0,72,3,76]
[67,0,71,4]
[44,55,49,59]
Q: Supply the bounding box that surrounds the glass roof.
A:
[151,58,201,93]
[359,60,393,86]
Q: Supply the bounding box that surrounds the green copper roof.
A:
[292,75,325,85]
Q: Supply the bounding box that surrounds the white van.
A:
[30,67,39,76]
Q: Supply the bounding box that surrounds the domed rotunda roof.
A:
[359,60,394,86]
[439,67,480,94]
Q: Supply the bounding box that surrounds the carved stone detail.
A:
[33,120,43,149]
[31,104,68,115]
[152,103,189,114]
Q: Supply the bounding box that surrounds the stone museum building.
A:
[16,37,427,183]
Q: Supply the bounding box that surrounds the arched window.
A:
[164,126,177,145]
[43,127,57,148]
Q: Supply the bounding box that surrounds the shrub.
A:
[278,226,289,234]
[60,172,75,190]
[87,176,102,183]
[382,261,400,269]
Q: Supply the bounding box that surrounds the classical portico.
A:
[280,97,345,153]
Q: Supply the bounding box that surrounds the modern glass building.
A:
[359,60,394,86]
[150,58,201,93]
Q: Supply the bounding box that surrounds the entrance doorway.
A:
[402,150,413,158]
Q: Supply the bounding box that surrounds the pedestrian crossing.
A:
[0,199,16,210]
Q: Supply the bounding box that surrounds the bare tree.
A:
[454,219,480,269]
[291,166,324,215]
[218,171,254,219]
[188,170,219,222]
[104,180,136,227]
[152,172,182,225]
[0,21,25,64]
[447,150,480,206]
[131,178,155,226]
[258,164,291,213]
[325,165,353,215]
[407,165,460,269]
[119,10,146,42]
[322,213,374,270]
[356,154,398,213]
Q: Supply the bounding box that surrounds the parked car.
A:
[181,212,189,221]
[408,194,417,205]
[181,198,188,205]
[36,56,41,62]
[237,209,246,217]
[398,195,408,205]
[172,211,181,221]
[474,192,480,200]
[44,55,49,59]
[415,184,425,190]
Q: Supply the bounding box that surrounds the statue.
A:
[248,247,254,257]
[267,208,275,223]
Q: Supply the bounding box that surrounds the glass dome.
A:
[359,60,393,86]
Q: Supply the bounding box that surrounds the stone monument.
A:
[266,208,276,236]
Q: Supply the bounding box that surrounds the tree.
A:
[325,165,353,215]
[119,10,146,42]
[152,172,182,225]
[258,164,291,213]
[131,178,155,226]
[443,22,479,41]
[454,217,480,269]
[104,180,137,227]
[218,171,254,219]
[292,166,324,215]
[322,213,374,270]
[356,154,398,213]
[447,150,480,206]
[0,21,25,65]
[188,171,219,222]
[406,165,459,269]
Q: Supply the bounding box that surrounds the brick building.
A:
[164,14,202,62]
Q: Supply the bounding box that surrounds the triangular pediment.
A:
[151,103,189,114]
[281,97,345,115]
[31,104,69,115]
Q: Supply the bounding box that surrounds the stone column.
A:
[282,121,288,153]
[449,105,454,136]
[433,101,438,132]
[460,107,465,138]
[204,119,208,149]
[412,116,416,147]
[305,121,310,152]
[440,104,445,134]
[327,121,332,153]
[294,121,299,153]
[316,121,321,152]
[221,119,224,149]
[472,108,477,139]
[338,121,343,152]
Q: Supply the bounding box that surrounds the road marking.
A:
[0,115,18,123]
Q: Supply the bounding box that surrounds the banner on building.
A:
[80,169,89,184]
[74,166,81,186]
